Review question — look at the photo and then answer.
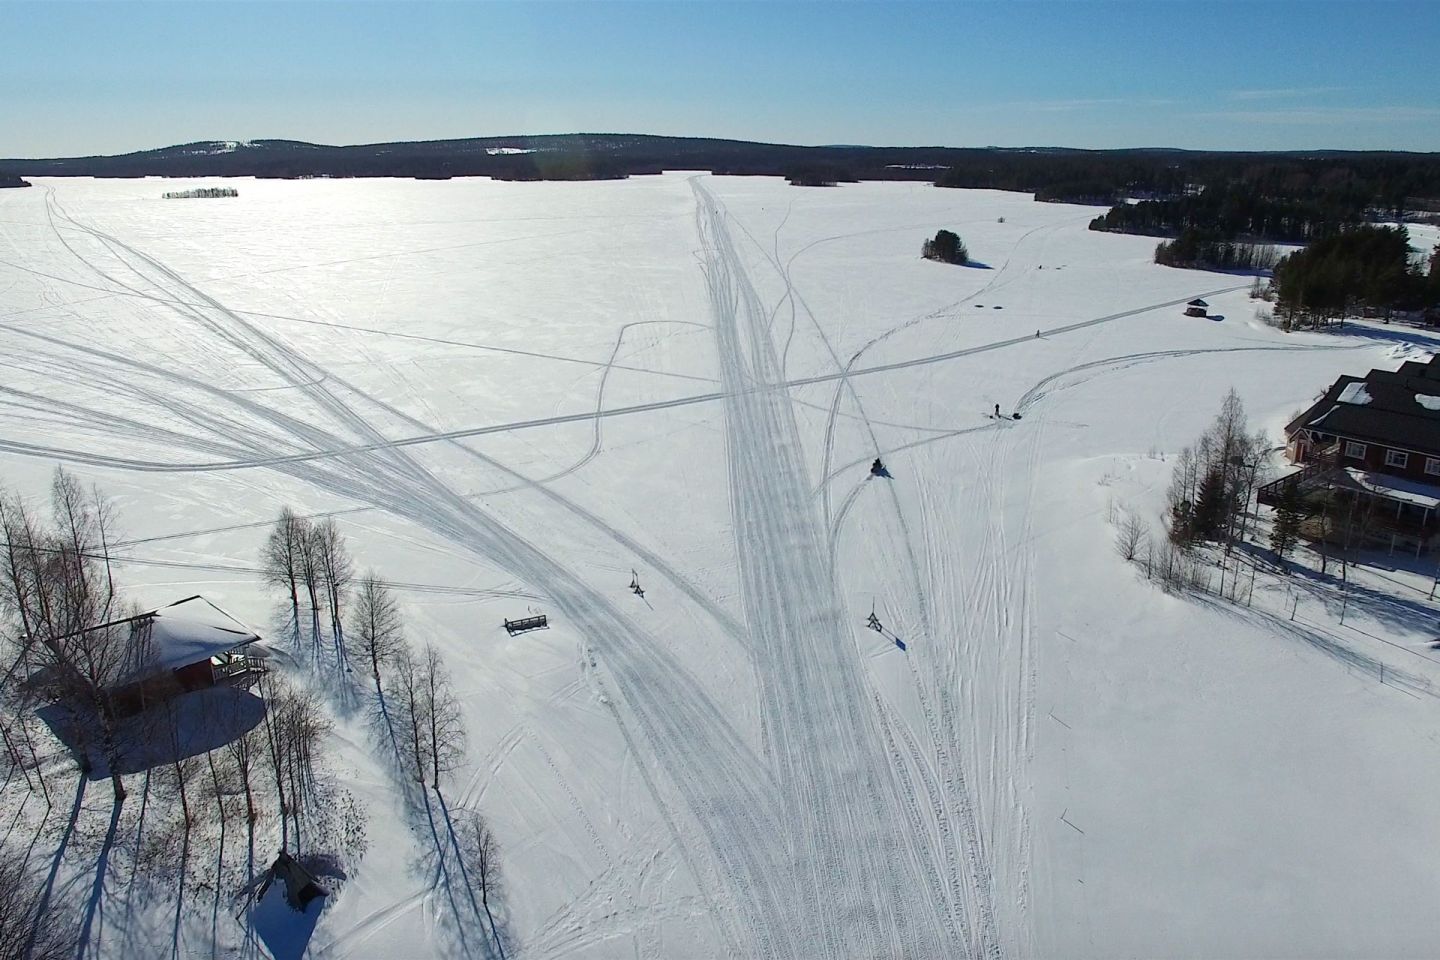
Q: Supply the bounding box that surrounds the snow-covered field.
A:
[4,173,1440,959]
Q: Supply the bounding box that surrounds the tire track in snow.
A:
[21,200,798,959]
[694,178,963,957]
[0,287,1280,475]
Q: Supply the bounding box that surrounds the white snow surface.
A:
[4,174,1440,958]
[1417,393,1440,410]
[1337,381,1372,405]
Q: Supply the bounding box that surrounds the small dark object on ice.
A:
[870,458,891,478]
[1035,329,1040,338]
[1012,412,1022,420]
[994,403,1000,418]
[259,851,327,912]
[865,602,907,653]
[504,613,548,635]
[993,305,1003,309]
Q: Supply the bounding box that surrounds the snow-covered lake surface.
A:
[4,174,1440,959]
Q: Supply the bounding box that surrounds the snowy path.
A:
[693,179,976,957]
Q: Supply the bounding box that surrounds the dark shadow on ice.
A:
[26,774,86,959]
[76,798,125,959]
[251,881,323,960]
[1231,539,1440,642]
[1314,323,1440,350]
[436,791,510,960]
[37,686,266,779]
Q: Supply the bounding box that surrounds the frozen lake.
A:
[3,173,1439,959]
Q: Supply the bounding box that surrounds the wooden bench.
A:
[503,614,548,636]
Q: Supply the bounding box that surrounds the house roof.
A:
[1336,467,1440,510]
[1187,298,1208,307]
[121,596,266,681]
[1287,354,1440,456]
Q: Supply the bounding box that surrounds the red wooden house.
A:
[85,596,270,717]
[1261,353,1440,556]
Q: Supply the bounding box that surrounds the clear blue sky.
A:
[3,1,1437,157]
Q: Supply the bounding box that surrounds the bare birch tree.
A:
[0,472,143,801]
[261,676,330,853]
[295,523,324,658]
[346,575,405,697]
[261,508,309,648]
[312,518,353,667]
[224,721,263,872]
[392,646,428,784]
[457,809,504,954]
[420,644,466,790]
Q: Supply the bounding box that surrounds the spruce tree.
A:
[1270,483,1302,563]
[1192,469,1227,541]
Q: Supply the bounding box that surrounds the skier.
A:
[994,403,1000,418]
[1035,329,1040,338]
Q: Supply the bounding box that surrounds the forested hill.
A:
[4,136,1439,207]
[0,135,964,182]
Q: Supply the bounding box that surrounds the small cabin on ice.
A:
[1184,298,1209,317]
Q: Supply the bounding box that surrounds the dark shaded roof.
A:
[1187,298,1209,307]
[1288,354,1440,455]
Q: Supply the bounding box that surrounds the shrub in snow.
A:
[922,229,969,265]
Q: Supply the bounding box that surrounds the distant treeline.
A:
[7,136,1440,203]
[1153,230,1280,272]
[1271,225,1440,326]
[0,175,31,188]
[939,150,1440,215]
[162,186,238,199]
[1090,188,1359,243]
[786,164,857,187]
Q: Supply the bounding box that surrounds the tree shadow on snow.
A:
[364,688,508,960]
[1314,322,1440,351]
[1193,594,1433,699]
[1234,539,1440,645]
[37,686,266,780]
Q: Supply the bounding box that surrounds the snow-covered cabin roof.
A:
[122,596,265,680]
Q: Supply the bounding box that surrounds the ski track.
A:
[0,180,1382,960]
[14,194,797,958]
[694,178,966,957]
